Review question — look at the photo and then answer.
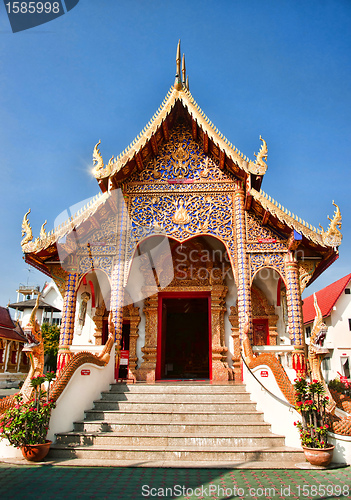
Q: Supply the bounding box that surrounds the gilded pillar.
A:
[210,285,230,381]
[109,191,129,365]
[137,292,158,382]
[128,307,141,377]
[284,251,306,377]
[233,188,252,339]
[57,261,78,374]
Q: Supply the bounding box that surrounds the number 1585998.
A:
[5,2,61,14]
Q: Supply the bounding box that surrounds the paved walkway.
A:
[0,463,350,499]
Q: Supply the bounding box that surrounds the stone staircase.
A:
[49,382,304,468]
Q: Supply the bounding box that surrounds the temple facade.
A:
[21,43,342,384]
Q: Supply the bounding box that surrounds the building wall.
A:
[305,285,351,381]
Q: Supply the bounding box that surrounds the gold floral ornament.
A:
[92,140,113,179]
[172,199,191,225]
[252,135,268,175]
[21,209,33,248]
[199,157,210,178]
[171,144,190,178]
[319,201,342,248]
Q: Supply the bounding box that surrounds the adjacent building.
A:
[0,306,28,388]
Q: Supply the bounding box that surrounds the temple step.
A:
[55,431,285,448]
[83,409,265,423]
[73,420,272,434]
[49,382,304,466]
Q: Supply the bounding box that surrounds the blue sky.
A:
[0,0,350,306]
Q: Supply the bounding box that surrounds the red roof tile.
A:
[0,306,26,342]
[0,306,16,329]
[0,326,26,342]
[302,273,351,324]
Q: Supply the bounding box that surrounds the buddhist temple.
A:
[0,306,28,388]
[20,41,342,385]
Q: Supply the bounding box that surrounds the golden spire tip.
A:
[174,39,182,90]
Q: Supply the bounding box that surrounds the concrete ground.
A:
[0,463,349,499]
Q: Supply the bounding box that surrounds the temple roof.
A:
[8,298,61,312]
[20,41,342,287]
[302,273,351,324]
[92,86,268,191]
[0,307,26,342]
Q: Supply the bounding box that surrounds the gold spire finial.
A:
[176,39,181,74]
[182,53,186,85]
[174,39,182,90]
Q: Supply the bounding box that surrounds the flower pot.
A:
[21,440,52,462]
[302,445,334,467]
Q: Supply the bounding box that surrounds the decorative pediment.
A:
[128,124,235,184]
[246,213,287,253]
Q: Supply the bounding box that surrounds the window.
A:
[345,288,350,294]
[305,326,311,338]
[322,357,331,371]
[11,350,17,364]
[340,357,350,379]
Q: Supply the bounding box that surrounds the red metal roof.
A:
[0,306,16,329]
[0,306,26,342]
[0,326,26,342]
[302,273,351,324]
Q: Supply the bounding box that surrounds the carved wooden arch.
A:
[136,237,233,382]
[124,231,238,290]
[250,264,287,288]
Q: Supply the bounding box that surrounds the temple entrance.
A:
[156,293,210,380]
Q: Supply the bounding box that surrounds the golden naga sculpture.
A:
[92,140,113,179]
[21,209,33,248]
[253,135,268,174]
[0,309,116,416]
[241,314,255,364]
[319,201,342,248]
[20,294,45,402]
[308,294,336,412]
[241,314,296,405]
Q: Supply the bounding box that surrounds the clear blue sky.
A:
[0,0,350,306]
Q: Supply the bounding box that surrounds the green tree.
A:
[41,323,60,371]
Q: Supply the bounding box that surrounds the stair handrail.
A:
[241,353,295,410]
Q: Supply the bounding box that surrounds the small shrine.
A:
[20,42,342,383]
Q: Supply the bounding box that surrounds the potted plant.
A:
[0,372,56,462]
[293,377,334,467]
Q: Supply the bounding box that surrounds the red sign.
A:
[260,370,269,377]
[167,179,194,184]
[81,369,90,376]
[258,238,277,243]
[119,350,129,366]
